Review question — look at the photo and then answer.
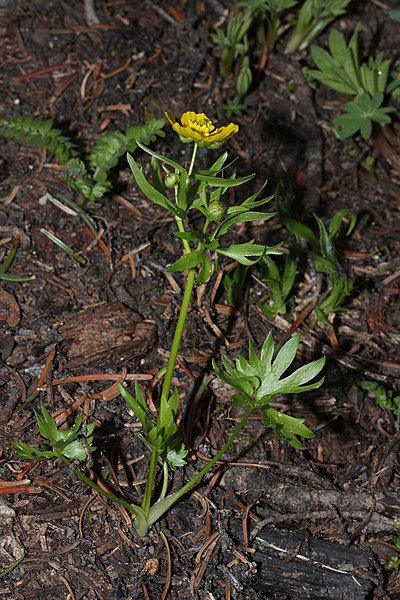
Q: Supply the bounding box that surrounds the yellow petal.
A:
[165,110,239,147]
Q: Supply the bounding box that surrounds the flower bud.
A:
[207,199,227,221]
[165,172,180,188]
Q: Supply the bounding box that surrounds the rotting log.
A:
[233,524,377,599]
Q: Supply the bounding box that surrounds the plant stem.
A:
[141,447,159,515]
[74,469,136,513]
[144,406,254,531]
[160,461,169,501]
[170,406,253,503]
[160,142,201,401]
[188,143,198,177]
[160,267,197,402]
[0,552,25,579]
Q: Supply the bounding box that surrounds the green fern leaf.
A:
[0,116,79,164]
[88,117,165,173]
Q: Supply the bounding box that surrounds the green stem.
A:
[170,406,253,503]
[141,447,159,515]
[0,553,25,579]
[74,468,138,514]
[175,215,191,254]
[145,407,254,529]
[138,142,200,524]
[160,267,197,403]
[74,469,151,537]
[160,461,169,501]
[188,143,198,177]
[0,242,17,274]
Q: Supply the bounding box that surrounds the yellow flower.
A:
[165,111,239,148]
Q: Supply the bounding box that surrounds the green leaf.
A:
[12,441,55,461]
[136,140,184,173]
[328,208,355,239]
[333,113,363,139]
[118,382,153,435]
[314,215,335,262]
[197,253,213,285]
[214,210,275,239]
[165,445,188,469]
[13,403,95,463]
[174,229,202,242]
[194,173,255,188]
[167,249,205,272]
[62,440,87,461]
[213,332,325,448]
[34,402,58,442]
[127,154,183,218]
[150,155,165,195]
[217,240,281,266]
[329,29,349,66]
[176,170,189,211]
[277,202,319,246]
[0,116,79,165]
[262,407,315,450]
[318,275,353,313]
[281,251,297,300]
[360,118,372,140]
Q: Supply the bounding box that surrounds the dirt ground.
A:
[0,1,400,598]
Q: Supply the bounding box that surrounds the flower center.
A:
[188,117,215,135]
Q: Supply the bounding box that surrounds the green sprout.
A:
[359,381,400,431]
[211,12,252,81]
[285,0,352,54]
[306,26,399,141]
[259,250,297,317]
[0,115,165,200]
[237,0,299,48]
[211,12,253,115]
[211,0,352,116]
[13,402,95,463]
[0,233,35,282]
[278,202,356,323]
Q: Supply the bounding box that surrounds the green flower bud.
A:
[207,199,227,221]
[165,172,180,188]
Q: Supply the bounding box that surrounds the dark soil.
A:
[0,1,400,598]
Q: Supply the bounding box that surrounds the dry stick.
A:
[160,531,172,600]
[33,476,72,502]
[51,373,153,386]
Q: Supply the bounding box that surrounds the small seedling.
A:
[13,401,95,463]
[211,12,253,115]
[237,0,299,49]
[211,0,352,115]
[211,12,252,81]
[278,202,356,323]
[359,380,400,431]
[259,250,297,317]
[0,116,165,200]
[307,26,399,141]
[285,0,352,54]
[0,233,35,282]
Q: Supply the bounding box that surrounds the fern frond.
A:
[0,116,79,164]
[88,117,165,173]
